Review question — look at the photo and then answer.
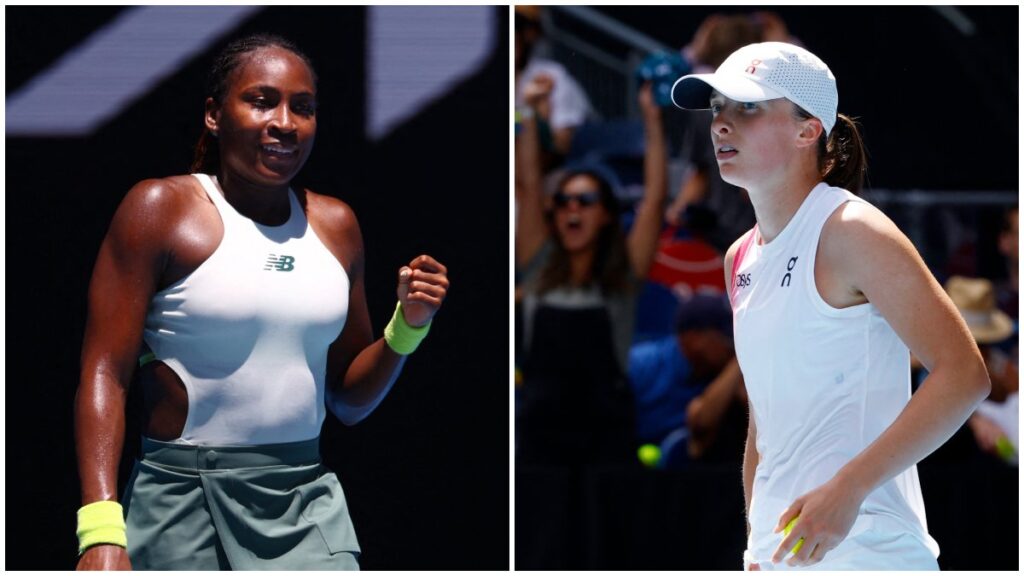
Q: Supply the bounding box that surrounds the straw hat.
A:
[945,276,1015,344]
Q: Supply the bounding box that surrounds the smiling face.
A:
[207,46,317,188]
[708,91,819,190]
[552,173,611,253]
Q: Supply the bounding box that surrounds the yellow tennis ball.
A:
[995,436,1016,461]
[783,517,805,555]
[637,444,661,468]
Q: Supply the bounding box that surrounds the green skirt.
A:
[122,437,360,570]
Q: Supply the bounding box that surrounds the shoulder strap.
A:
[730,225,757,305]
[191,173,231,215]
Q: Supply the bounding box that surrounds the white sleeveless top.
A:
[143,173,350,445]
[731,182,939,561]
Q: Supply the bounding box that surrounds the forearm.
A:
[75,376,128,504]
[329,338,407,425]
[515,112,543,202]
[552,126,575,156]
[642,111,668,208]
[515,112,548,267]
[687,358,741,433]
[628,110,668,277]
[681,169,709,205]
[834,357,989,499]
[75,375,132,567]
[666,170,710,226]
[742,424,758,535]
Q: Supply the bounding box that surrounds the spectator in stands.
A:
[515,5,593,164]
[515,82,667,465]
[944,276,1019,465]
[685,354,747,463]
[996,206,1018,320]
[634,203,727,345]
[628,293,745,465]
[749,11,803,45]
[666,13,762,252]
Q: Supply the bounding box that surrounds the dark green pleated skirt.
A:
[122,437,360,570]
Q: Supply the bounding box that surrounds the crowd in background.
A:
[514,4,1018,475]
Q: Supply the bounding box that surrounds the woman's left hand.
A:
[770,475,864,566]
[638,81,660,121]
[397,254,449,327]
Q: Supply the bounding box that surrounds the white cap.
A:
[671,42,838,136]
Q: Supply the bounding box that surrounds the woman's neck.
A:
[568,247,596,286]
[746,168,821,244]
[216,170,292,226]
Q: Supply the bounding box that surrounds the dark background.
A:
[6,6,508,570]
[586,5,1019,192]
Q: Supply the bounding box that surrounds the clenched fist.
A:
[396,255,449,327]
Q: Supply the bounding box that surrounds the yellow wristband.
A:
[384,302,431,355]
[77,500,127,555]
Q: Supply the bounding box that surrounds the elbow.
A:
[338,412,366,427]
[336,399,372,426]
[326,389,370,426]
[930,346,991,408]
[333,404,369,427]
[631,254,654,281]
[971,357,992,403]
[950,350,992,407]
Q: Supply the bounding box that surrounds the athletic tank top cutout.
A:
[142,173,350,445]
[731,182,939,561]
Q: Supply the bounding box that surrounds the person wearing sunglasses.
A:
[515,81,667,468]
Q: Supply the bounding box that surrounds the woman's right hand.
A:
[76,545,131,571]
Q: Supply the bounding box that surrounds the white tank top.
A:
[731,182,939,560]
[143,173,349,445]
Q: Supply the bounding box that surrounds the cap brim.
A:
[671,73,785,110]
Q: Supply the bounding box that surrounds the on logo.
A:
[265,254,296,272]
[745,58,762,74]
[780,257,798,287]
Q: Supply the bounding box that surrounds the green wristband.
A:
[384,302,431,355]
[77,500,127,555]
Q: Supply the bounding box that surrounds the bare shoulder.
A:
[117,175,206,220]
[305,189,361,238]
[820,198,926,302]
[824,199,902,239]
[304,189,364,271]
[109,175,208,241]
[821,200,914,269]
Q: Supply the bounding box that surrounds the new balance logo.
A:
[265,254,295,272]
